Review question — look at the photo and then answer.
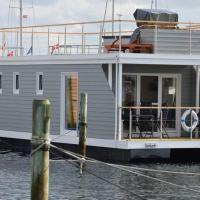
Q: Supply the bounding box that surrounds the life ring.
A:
[181,110,199,132]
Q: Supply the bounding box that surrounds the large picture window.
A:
[65,74,78,130]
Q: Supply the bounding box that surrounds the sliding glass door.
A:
[162,77,177,129]
[122,73,181,137]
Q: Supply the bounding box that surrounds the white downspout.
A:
[108,63,112,89]
[196,65,200,111]
[195,65,200,138]
[114,61,118,141]
[118,62,122,140]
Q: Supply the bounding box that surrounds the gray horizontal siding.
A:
[0,64,115,140]
[140,29,200,55]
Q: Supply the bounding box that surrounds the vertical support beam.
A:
[118,14,122,53]
[81,25,85,54]
[196,65,200,110]
[108,63,112,89]
[118,63,122,140]
[114,62,118,140]
[195,65,200,138]
[64,26,67,55]
[31,99,51,200]
[189,22,192,55]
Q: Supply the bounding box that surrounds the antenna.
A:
[20,0,23,56]
[151,0,158,9]
[112,0,114,35]
[9,0,23,56]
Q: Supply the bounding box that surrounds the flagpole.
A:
[112,0,115,35]
[31,28,33,56]
[20,0,23,56]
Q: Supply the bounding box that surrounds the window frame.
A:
[36,72,44,95]
[60,72,78,135]
[13,72,20,95]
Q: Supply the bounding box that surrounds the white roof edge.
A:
[0,53,199,66]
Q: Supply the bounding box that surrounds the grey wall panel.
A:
[140,29,200,55]
[0,64,115,140]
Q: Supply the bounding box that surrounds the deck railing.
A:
[1,19,200,56]
[121,106,200,140]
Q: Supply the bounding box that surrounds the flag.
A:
[7,51,14,57]
[51,43,59,55]
[26,46,33,55]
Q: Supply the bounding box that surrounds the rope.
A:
[114,164,200,176]
[49,147,146,200]
[51,130,74,143]
[50,144,85,163]
[30,142,45,157]
[49,145,200,194]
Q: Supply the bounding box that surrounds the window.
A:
[13,72,19,94]
[36,72,43,95]
[0,73,2,94]
[65,74,78,130]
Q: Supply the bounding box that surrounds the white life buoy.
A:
[181,110,199,132]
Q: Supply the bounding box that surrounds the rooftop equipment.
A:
[133,9,178,28]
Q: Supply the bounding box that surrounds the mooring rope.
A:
[29,142,200,196]
[48,145,200,195]
[49,146,146,200]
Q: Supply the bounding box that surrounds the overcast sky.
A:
[0,0,200,27]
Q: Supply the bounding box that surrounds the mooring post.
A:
[31,99,51,200]
[79,93,88,174]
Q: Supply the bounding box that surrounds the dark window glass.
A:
[39,74,43,90]
[16,75,19,90]
[0,74,2,89]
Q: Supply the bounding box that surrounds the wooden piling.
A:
[79,93,88,173]
[31,99,51,200]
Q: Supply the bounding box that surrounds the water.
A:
[0,153,200,200]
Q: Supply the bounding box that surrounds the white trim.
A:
[122,73,182,136]
[114,63,118,140]
[118,63,122,140]
[108,63,112,89]
[13,72,19,95]
[36,72,43,95]
[1,130,200,150]
[196,66,200,109]
[2,53,200,66]
[60,72,78,135]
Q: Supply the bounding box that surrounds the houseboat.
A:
[0,5,200,162]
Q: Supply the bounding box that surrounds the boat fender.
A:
[181,110,199,132]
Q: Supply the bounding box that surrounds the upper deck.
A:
[2,18,200,57]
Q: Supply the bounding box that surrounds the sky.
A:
[1,0,200,55]
[0,0,200,27]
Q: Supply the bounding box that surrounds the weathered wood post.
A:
[31,99,51,200]
[79,93,88,174]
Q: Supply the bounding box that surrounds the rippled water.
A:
[0,152,200,200]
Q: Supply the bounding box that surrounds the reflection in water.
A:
[0,153,200,200]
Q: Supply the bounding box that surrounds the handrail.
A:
[121,106,200,109]
[1,19,200,30]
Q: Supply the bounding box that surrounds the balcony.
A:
[121,106,200,140]
[2,19,200,57]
